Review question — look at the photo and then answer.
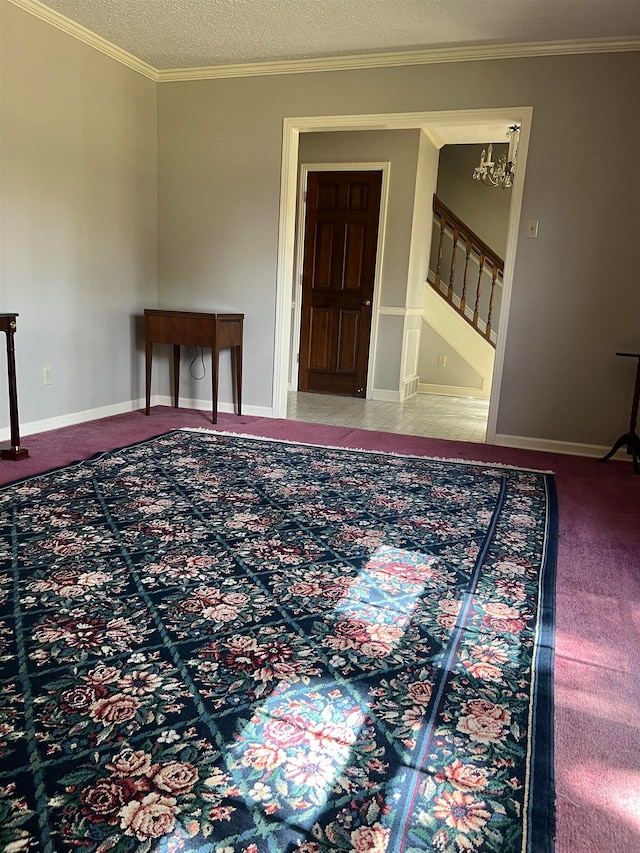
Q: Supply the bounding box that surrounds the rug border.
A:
[0,427,554,493]
[181,427,556,474]
[525,473,558,853]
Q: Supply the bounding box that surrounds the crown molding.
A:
[7,0,157,80]
[157,37,640,82]
[8,0,640,84]
[422,127,445,149]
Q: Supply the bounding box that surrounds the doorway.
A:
[274,108,533,444]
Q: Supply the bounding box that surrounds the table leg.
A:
[145,340,152,415]
[632,435,640,475]
[0,321,29,460]
[212,343,219,424]
[626,359,640,450]
[235,344,243,416]
[600,356,640,474]
[600,433,632,463]
[173,345,180,408]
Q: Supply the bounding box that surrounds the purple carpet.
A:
[2,405,639,852]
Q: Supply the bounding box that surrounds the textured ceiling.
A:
[32,0,640,70]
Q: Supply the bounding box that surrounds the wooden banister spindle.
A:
[485,265,499,339]
[448,225,459,300]
[473,253,485,328]
[434,214,446,289]
[461,238,471,311]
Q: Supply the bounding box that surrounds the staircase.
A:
[428,195,504,346]
[419,196,504,399]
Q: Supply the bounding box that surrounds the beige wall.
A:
[0,1,157,425]
[158,52,640,445]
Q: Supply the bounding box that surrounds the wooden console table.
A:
[0,313,29,461]
[600,352,640,474]
[144,309,243,424]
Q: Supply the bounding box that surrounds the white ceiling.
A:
[29,0,640,71]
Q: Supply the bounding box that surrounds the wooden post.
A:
[0,313,29,461]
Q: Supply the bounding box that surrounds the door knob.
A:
[362,300,371,307]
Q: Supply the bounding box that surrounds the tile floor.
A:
[287,391,489,443]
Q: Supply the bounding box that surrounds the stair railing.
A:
[430,195,504,346]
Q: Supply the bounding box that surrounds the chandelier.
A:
[472,124,521,188]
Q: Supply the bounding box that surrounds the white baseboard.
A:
[494,433,630,461]
[0,396,273,441]
[4,398,630,465]
[1,397,150,441]
[370,389,402,403]
[155,396,273,419]
[418,383,489,400]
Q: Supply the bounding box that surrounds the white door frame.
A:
[290,161,391,396]
[273,107,533,443]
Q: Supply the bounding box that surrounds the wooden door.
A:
[298,170,382,397]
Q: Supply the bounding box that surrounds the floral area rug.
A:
[0,429,557,852]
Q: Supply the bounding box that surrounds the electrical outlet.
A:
[437,354,447,367]
[43,366,52,385]
[526,219,539,238]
